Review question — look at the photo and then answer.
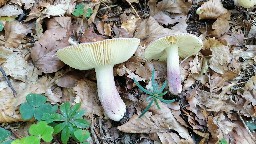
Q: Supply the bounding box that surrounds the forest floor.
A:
[0,0,256,144]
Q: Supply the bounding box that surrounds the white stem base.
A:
[95,65,126,121]
[166,45,182,95]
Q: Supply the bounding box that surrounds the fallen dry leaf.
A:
[73,80,103,118]
[2,52,39,82]
[135,16,174,45]
[5,21,31,48]
[0,4,23,17]
[31,17,71,73]
[209,44,231,74]
[211,12,230,37]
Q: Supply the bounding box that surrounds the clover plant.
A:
[0,127,12,144]
[42,102,90,144]
[19,94,57,121]
[134,69,175,118]
[72,3,93,18]
[12,121,54,144]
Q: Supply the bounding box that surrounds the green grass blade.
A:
[133,79,153,95]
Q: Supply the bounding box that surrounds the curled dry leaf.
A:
[0,46,12,64]
[120,13,139,35]
[135,16,174,45]
[2,53,39,82]
[73,80,103,118]
[209,42,231,74]
[196,0,228,20]
[119,99,193,143]
[211,12,230,37]
[242,76,256,106]
[0,4,23,17]
[149,0,191,15]
[0,0,7,7]
[5,21,31,48]
[31,17,71,73]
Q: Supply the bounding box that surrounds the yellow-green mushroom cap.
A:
[145,33,203,61]
[57,38,140,70]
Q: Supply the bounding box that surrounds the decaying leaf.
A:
[0,46,12,64]
[5,21,31,48]
[73,80,103,118]
[31,17,71,73]
[196,0,228,20]
[0,76,54,122]
[209,42,231,74]
[118,100,193,143]
[0,4,23,17]
[135,16,174,45]
[211,12,230,37]
[2,53,39,82]
[242,76,256,106]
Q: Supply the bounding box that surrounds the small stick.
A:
[0,66,17,97]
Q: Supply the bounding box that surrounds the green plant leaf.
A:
[60,102,71,118]
[61,126,71,144]
[0,127,11,143]
[74,129,90,142]
[20,103,34,120]
[0,21,4,32]
[20,94,57,121]
[219,138,228,144]
[26,94,47,107]
[29,121,54,142]
[72,3,85,17]
[53,122,67,134]
[84,8,93,18]
[134,69,175,118]
[42,113,63,123]
[11,136,40,144]
[72,119,90,129]
[246,121,256,131]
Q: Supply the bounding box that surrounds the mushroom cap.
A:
[145,33,203,61]
[236,0,256,8]
[57,38,140,70]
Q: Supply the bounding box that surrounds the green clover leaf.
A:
[11,136,39,144]
[0,127,12,144]
[20,94,57,121]
[29,121,54,142]
[74,129,90,143]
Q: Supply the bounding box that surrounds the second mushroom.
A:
[57,38,140,121]
[144,34,203,95]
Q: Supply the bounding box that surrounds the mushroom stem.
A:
[166,45,182,95]
[95,65,126,121]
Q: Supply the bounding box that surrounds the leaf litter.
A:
[0,0,255,143]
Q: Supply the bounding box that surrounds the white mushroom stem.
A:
[95,65,126,121]
[166,45,182,95]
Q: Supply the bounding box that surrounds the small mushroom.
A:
[234,0,256,8]
[57,38,140,121]
[144,34,203,95]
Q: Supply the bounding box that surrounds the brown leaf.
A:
[149,0,191,15]
[73,80,103,118]
[5,21,31,48]
[211,13,230,37]
[0,4,23,17]
[135,16,176,45]
[31,17,71,73]
[209,44,231,74]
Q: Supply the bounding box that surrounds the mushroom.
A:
[57,38,140,121]
[234,0,256,8]
[144,34,203,95]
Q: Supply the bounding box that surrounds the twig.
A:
[126,0,141,19]
[0,66,17,97]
